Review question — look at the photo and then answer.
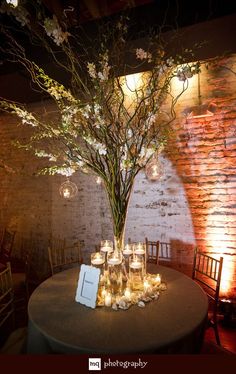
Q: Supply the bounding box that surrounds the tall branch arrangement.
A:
[0,1,200,248]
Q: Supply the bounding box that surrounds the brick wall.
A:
[0,55,235,298]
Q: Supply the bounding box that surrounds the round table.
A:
[27,265,208,354]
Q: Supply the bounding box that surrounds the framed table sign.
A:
[75,264,100,308]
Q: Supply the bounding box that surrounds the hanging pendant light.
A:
[59,178,78,199]
[145,156,164,181]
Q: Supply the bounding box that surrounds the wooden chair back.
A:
[0,229,16,263]
[48,239,83,275]
[192,248,223,345]
[159,242,171,261]
[145,238,160,264]
[11,235,34,308]
[0,262,14,329]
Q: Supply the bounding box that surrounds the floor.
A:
[202,317,236,354]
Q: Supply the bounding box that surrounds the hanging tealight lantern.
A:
[145,157,164,181]
[59,179,78,199]
[96,176,102,185]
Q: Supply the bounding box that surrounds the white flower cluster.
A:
[80,103,105,128]
[87,53,111,81]
[146,113,157,128]
[81,104,92,119]
[97,63,110,81]
[44,15,70,46]
[138,147,156,166]
[62,105,79,127]
[87,63,96,79]
[13,107,38,127]
[55,167,76,177]
[136,48,152,63]
[47,84,76,103]
[120,144,132,170]
[84,136,107,155]
[0,3,29,26]
[176,65,194,81]
[35,150,57,162]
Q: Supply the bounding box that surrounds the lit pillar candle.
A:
[134,243,145,255]
[144,280,150,291]
[91,252,105,266]
[123,244,133,256]
[124,288,131,299]
[100,240,113,253]
[104,292,112,307]
[129,259,143,269]
[101,288,106,298]
[63,188,70,198]
[155,274,161,286]
[107,252,122,265]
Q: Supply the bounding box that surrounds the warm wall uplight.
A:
[120,72,146,94]
[206,216,235,297]
[119,72,149,112]
[171,71,198,98]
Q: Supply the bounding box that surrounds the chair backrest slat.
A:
[48,239,83,275]
[145,238,159,265]
[192,248,223,299]
[159,242,171,261]
[0,262,14,329]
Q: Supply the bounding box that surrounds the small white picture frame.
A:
[75,264,100,309]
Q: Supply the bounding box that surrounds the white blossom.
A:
[35,150,56,161]
[44,16,70,46]
[98,62,111,81]
[146,113,156,127]
[55,167,75,177]
[176,66,193,81]
[14,108,38,127]
[136,48,152,62]
[87,62,97,79]
[98,145,107,155]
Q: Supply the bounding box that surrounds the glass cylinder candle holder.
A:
[123,243,133,257]
[129,255,144,292]
[107,252,123,297]
[100,240,113,253]
[91,252,105,267]
[134,242,147,274]
[122,243,133,274]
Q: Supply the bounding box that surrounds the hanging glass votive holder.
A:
[107,251,123,297]
[129,255,144,292]
[134,242,147,274]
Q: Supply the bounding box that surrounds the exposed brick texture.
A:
[0,55,235,298]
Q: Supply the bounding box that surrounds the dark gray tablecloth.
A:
[27,265,208,354]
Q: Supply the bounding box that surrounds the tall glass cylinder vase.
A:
[129,255,144,292]
[107,252,123,298]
